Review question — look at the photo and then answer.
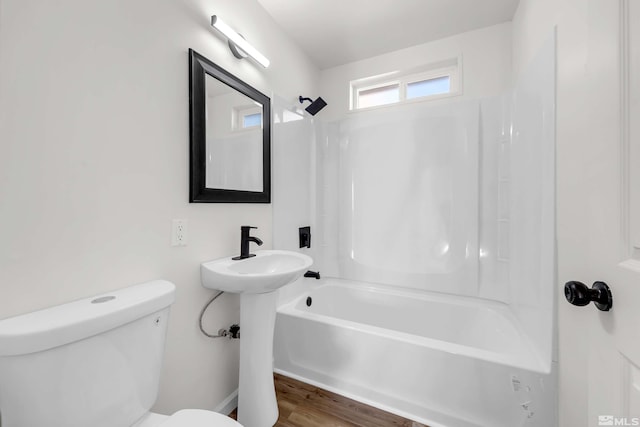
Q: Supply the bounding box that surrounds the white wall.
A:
[0,0,318,415]
[319,22,512,122]
[512,1,591,426]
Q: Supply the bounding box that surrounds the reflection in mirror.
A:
[205,74,263,192]
[189,49,271,203]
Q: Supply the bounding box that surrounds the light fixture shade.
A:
[211,15,270,68]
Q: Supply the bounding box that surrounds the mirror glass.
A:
[189,49,271,203]
[205,74,263,192]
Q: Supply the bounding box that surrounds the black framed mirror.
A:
[189,49,271,203]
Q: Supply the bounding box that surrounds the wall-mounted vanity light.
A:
[210,15,270,68]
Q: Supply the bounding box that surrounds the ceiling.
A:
[257,0,520,69]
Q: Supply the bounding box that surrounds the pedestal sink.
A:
[201,250,313,427]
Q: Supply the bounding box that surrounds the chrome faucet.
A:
[232,226,263,260]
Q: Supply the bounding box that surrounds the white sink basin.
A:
[200,250,313,294]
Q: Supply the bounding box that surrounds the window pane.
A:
[358,84,400,108]
[406,76,450,99]
[243,112,262,128]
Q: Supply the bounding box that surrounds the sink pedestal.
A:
[199,249,313,426]
[237,292,279,427]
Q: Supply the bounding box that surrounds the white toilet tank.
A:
[0,280,176,427]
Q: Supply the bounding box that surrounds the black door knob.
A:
[564,281,613,311]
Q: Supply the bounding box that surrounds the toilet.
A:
[0,280,242,427]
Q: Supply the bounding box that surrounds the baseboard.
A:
[213,388,238,415]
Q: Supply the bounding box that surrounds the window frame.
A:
[349,58,462,111]
[354,80,401,110]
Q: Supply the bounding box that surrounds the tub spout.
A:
[304,270,321,280]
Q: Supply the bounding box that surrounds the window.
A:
[242,112,262,128]
[357,83,400,109]
[233,105,262,130]
[350,58,461,111]
[406,76,450,99]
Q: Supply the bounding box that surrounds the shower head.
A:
[298,96,327,116]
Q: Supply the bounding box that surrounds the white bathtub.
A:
[274,278,556,427]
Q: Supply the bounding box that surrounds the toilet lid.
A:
[159,409,243,427]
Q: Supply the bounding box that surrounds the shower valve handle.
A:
[564,280,613,311]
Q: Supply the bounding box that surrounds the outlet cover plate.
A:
[171,219,188,246]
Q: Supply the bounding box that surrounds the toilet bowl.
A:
[0,280,243,427]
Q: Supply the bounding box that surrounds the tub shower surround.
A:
[273,38,557,427]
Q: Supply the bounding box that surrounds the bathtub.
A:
[273,278,556,427]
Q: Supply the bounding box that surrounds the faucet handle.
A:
[241,225,257,230]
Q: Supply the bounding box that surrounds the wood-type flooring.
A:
[228,373,428,427]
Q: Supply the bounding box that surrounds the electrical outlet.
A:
[171,219,188,246]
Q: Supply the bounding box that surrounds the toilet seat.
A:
[159,409,243,427]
